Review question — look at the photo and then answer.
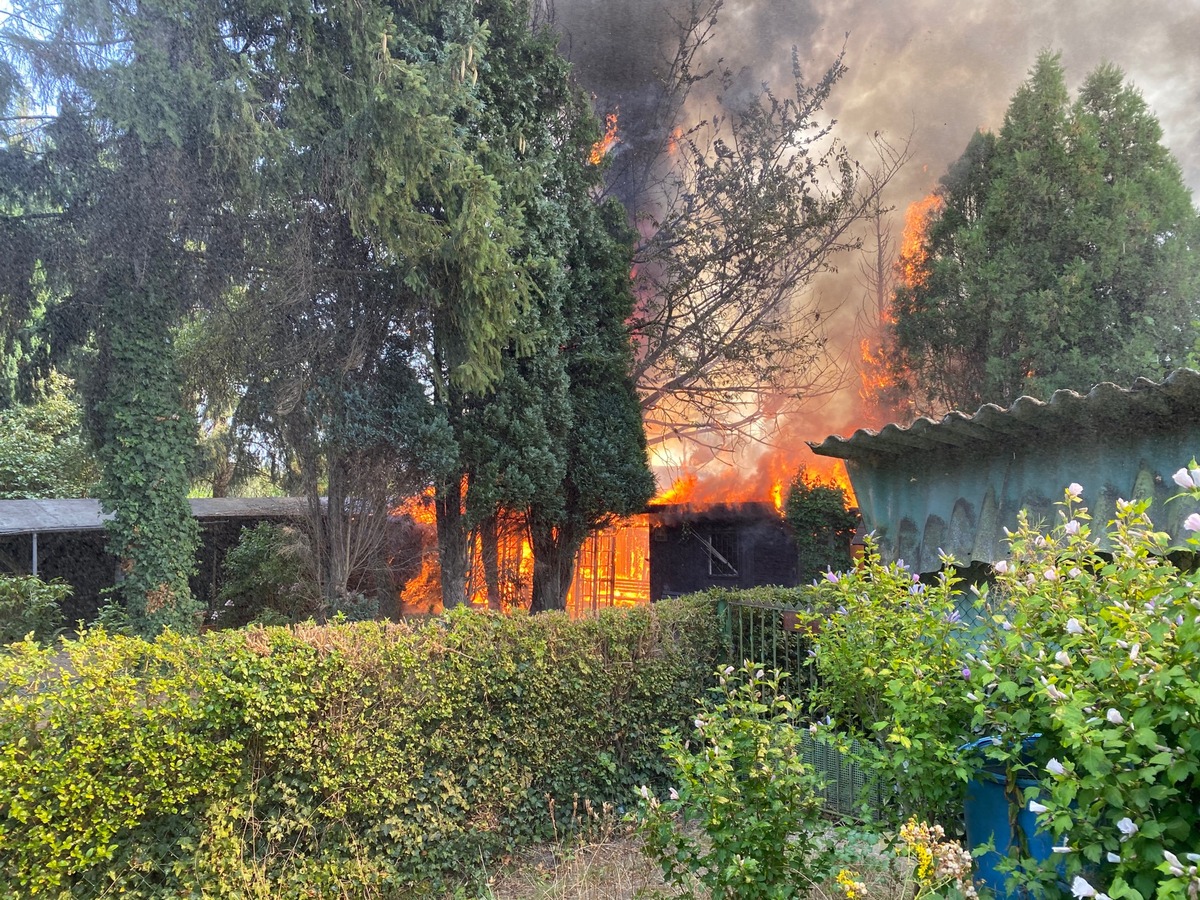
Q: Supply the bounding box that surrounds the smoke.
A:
[551,0,1200,473]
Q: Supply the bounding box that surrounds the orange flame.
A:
[652,453,855,515]
[588,111,619,165]
[857,191,943,424]
[897,192,944,290]
[666,126,683,156]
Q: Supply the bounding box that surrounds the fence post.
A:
[715,596,731,657]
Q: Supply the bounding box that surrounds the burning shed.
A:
[649,501,799,599]
[809,369,1200,574]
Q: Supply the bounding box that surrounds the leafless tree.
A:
[621,1,911,456]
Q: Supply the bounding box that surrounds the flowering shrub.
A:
[806,551,976,826]
[966,483,1200,900]
[635,662,836,899]
[897,818,978,900]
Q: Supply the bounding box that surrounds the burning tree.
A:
[610,0,910,457]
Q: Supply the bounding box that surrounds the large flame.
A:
[588,111,619,165]
[896,193,944,290]
[857,191,944,423]
[652,452,856,515]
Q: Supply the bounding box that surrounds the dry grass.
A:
[483,827,685,899]
[477,818,912,900]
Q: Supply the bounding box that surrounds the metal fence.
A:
[717,593,888,822]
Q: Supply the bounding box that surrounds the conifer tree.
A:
[887,52,1200,413]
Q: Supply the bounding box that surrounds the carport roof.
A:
[0,497,311,536]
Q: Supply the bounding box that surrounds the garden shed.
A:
[809,369,1200,574]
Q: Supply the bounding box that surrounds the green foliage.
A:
[963,486,1200,900]
[887,51,1200,413]
[635,662,837,899]
[0,371,99,498]
[806,548,976,826]
[784,468,858,579]
[215,523,316,628]
[0,574,67,644]
[0,598,722,897]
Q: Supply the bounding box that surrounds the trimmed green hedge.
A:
[0,599,721,897]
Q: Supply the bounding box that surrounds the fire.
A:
[666,126,683,156]
[652,451,855,516]
[588,111,619,165]
[856,191,943,424]
[896,192,944,290]
[392,487,436,525]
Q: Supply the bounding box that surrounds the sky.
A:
[551,0,1200,465]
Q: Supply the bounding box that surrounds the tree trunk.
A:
[529,519,585,613]
[479,514,502,611]
[436,478,470,609]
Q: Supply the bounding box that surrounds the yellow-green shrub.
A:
[0,598,721,897]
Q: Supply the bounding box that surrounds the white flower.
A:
[1065,519,1081,535]
[1028,800,1049,813]
[1045,567,1060,581]
[669,787,679,800]
[638,785,651,800]
[1053,844,1074,854]
[1055,650,1071,667]
[1046,682,1068,701]
[994,559,1009,575]
[1129,643,1140,662]
[755,669,765,679]
[1047,758,1066,775]
[1192,466,1200,487]
[1173,468,1195,489]
[1069,567,1082,578]
[1116,817,1138,839]
[694,717,705,730]
[1066,617,1084,635]
[1185,513,1200,533]
[1068,482,1084,498]
[1106,708,1124,725]
[724,665,735,676]
[1072,875,1097,898]
[1107,852,1121,864]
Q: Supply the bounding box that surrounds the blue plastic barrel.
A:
[962,737,1056,900]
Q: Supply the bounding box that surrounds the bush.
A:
[636,662,836,899]
[806,551,976,827]
[799,475,1200,900]
[0,574,68,644]
[215,522,316,627]
[0,598,722,897]
[784,468,858,578]
[965,485,1200,900]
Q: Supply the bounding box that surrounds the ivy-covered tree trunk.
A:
[93,273,200,634]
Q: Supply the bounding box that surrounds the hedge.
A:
[0,598,722,897]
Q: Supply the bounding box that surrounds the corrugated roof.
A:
[0,497,311,536]
[806,370,1200,573]
[808,368,1200,460]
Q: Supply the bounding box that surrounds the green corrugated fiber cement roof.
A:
[808,369,1200,574]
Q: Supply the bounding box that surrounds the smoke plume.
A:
[551,0,1200,478]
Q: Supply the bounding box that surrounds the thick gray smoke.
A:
[554,0,1200,209]
[551,0,1200,454]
